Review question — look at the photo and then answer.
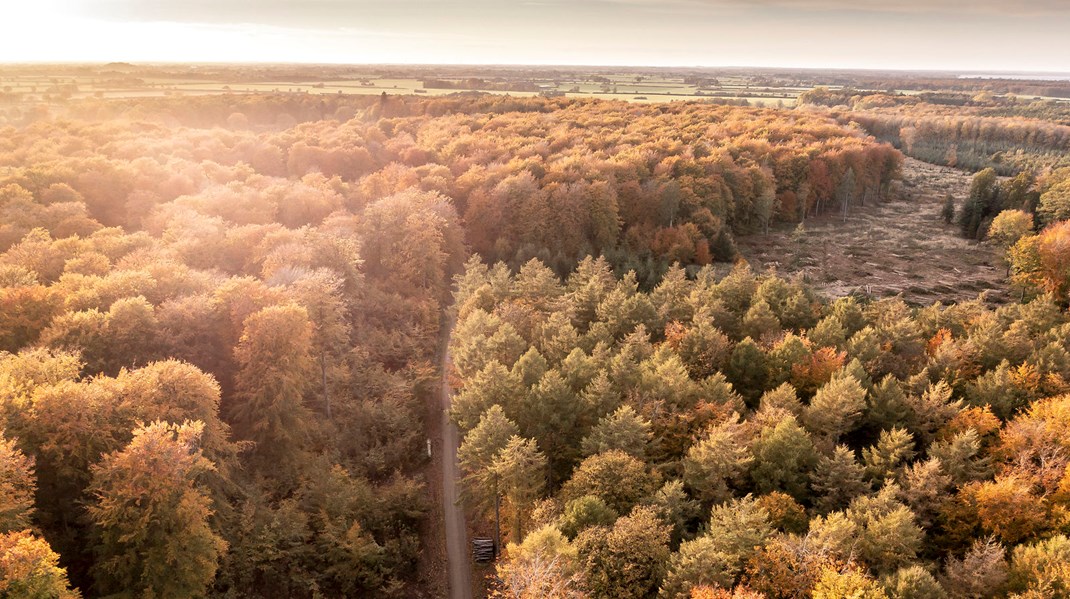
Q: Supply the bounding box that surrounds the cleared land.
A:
[737,158,1009,306]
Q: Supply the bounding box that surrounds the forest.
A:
[797,88,1070,175]
[0,84,1068,599]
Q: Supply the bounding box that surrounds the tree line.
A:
[3,93,900,283]
[798,89,1070,175]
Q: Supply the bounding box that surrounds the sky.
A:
[2,0,1068,71]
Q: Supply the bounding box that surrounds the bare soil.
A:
[737,157,1010,306]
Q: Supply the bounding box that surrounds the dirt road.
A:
[439,317,473,599]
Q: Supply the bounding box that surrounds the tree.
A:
[229,303,316,471]
[496,525,584,599]
[881,565,947,599]
[962,475,1047,545]
[959,169,999,240]
[941,537,1007,599]
[451,361,524,432]
[845,485,925,575]
[683,415,753,504]
[1038,176,1070,226]
[742,300,780,342]
[690,586,766,599]
[1007,534,1070,597]
[115,360,236,475]
[749,415,817,501]
[0,530,79,599]
[811,445,870,514]
[557,496,617,540]
[0,433,35,533]
[458,405,521,509]
[562,450,658,516]
[941,195,956,225]
[0,285,58,353]
[492,436,548,541]
[1034,220,1070,303]
[359,189,464,295]
[576,506,671,599]
[87,421,226,598]
[725,337,769,406]
[812,565,888,599]
[804,373,867,445]
[862,428,916,485]
[898,458,952,529]
[987,210,1034,275]
[837,167,857,223]
[646,480,701,548]
[288,270,352,420]
[660,495,773,598]
[516,370,583,480]
[580,405,652,458]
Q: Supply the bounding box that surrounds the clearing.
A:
[736,158,1010,306]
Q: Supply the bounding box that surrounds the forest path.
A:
[439,315,473,599]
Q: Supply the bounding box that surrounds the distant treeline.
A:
[799,89,1070,174]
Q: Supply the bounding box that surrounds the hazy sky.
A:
[4,0,1069,71]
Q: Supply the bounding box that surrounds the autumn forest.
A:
[2,64,1070,599]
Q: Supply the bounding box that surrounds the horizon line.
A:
[2,61,1070,77]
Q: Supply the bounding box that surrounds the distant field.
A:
[0,71,804,106]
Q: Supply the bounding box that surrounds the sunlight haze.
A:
[7,0,1069,70]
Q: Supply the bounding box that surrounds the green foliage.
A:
[557,496,618,540]
[959,169,1000,240]
[1007,535,1070,597]
[562,450,658,515]
[941,196,956,225]
[749,414,817,500]
[683,415,753,504]
[813,566,888,599]
[1037,176,1070,226]
[863,428,916,485]
[580,405,652,458]
[492,436,549,540]
[458,405,520,508]
[576,506,671,599]
[230,304,316,473]
[881,565,947,599]
[804,372,868,444]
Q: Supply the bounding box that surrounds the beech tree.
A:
[0,434,34,533]
[0,530,79,599]
[562,450,658,516]
[229,303,316,472]
[576,506,670,599]
[88,421,226,598]
[496,524,584,599]
[988,210,1034,276]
